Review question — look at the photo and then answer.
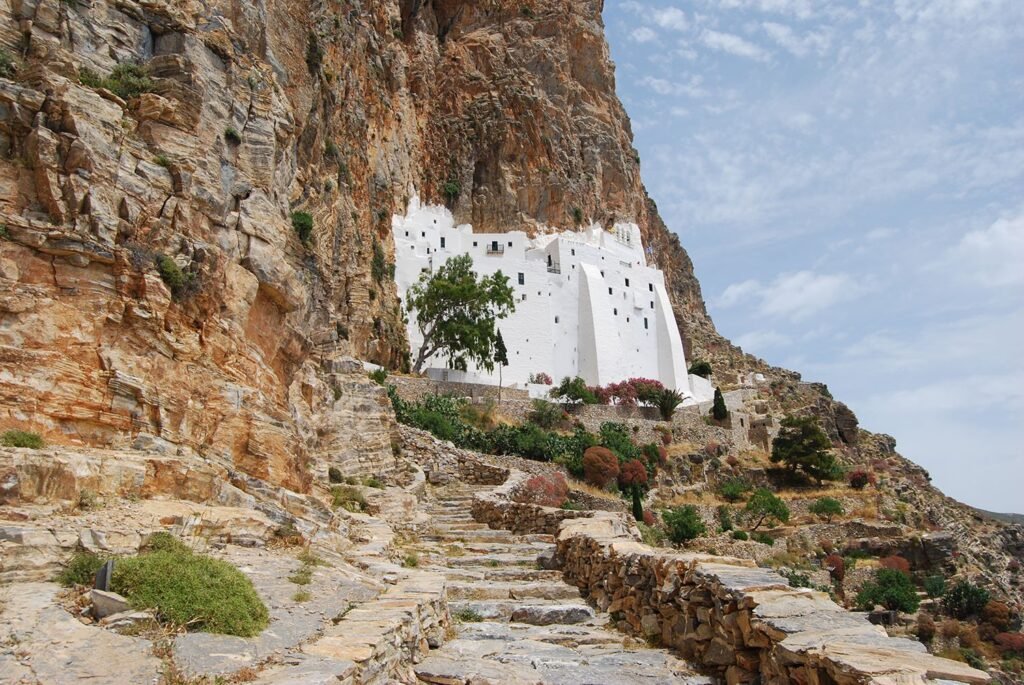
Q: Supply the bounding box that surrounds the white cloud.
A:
[651,7,689,31]
[733,329,792,352]
[717,271,866,321]
[947,212,1024,287]
[762,21,831,56]
[629,27,658,44]
[701,29,771,61]
[638,75,707,98]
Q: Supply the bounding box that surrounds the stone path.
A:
[411,485,710,685]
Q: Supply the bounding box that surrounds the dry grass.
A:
[567,480,620,502]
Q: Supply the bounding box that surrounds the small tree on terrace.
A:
[770,416,842,484]
[494,330,508,403]
[619,459,648,521]
[712,388,729,421]
[809,497,844,523]
[406,254,515,374]
[745,488,790,531]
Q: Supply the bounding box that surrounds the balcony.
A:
[486,244,505,255]
[547,263,561,274]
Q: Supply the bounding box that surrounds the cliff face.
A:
[0,0,717,488]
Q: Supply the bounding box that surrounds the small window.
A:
[521,294,527,301]
[600,270,605,277]
[421,231,425,237]
[537,291,541,296]
[571,248,576,256]
[518,273,525,285]
[473,241,478,247]
[625,278,630,287]
[626,317,630,323]
[650,301,654,309]
[555,316,560,324]
[644,318,649,330]
[648,283,653,292]
[608,287,613,295]
[613,308,618,316]
[404,231,409,237]
[426,248,430,254]
[440,237,445,248]
[508,241,513,247]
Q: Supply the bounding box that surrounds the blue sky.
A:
[602,0,1024,512]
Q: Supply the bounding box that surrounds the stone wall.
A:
[467,460,990,685]
[388,376,529,404]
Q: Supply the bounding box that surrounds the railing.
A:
[547,264,561,274]
[486,244,505,255]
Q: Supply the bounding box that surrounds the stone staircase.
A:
[410,485,710,685]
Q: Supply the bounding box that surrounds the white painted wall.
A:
[392,193,696,402]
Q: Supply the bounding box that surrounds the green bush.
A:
[331,485,367,512]
[770,416,842,484]
[809,497,844,523]
[0,49,17,79]
[718,478,750,503]
[56,551,107,587]
[751,532,774,545]
[656,388,685,421]
[111,538,269,636]
[572,207,584,225]
[527,399,562,429]
[781,569,812,589]
[371,240,388,283]
[637,521,666,547]
[744,488,790,530]
[224,126,242,145]
[551,376,599,404]
[80,62,153,100]
[923,574,947,599]
[328,467,343,484]
[944,580,990,619]
[291,211,313,242]
[856,568,920,613]
[688,360,712,378]
[712,388,729,421]
[1,429,44,449]
[731,530,749,541]
[155,254,192,299]
[663,505,706,544]
[368,368,388,385]
[443,179,461,202]
[599,422,639,462]
[716,505,734,532]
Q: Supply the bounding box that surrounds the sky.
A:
[602,0,1024,512]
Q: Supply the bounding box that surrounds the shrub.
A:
[711,388,729,421]
[154,154,171,168]
[331,485,367,512]
[996,632,1024,655]
[879,555,911,575]
[744,488,790,530]
[781,569,812,588]
[305,32,323,73]
[642,509,656,526]
[599,422,639,462]
[718,477,751,503]
[923,574,946,598]
[111,539,269,636]
[155,254,192,299]
[291,211,313,242]
[732,530,749,541]
[402,553,419,568]
[944,580,990,619]
[443,179,461,202]
[809,497,844,523]
[619,459,648,489]
[528,399,563,429]
[771,416,841,483]
[80,62,153,100]
[368,368,388,385]
[983,600,1012,632]
[663,505,706,544]
[1,429,44,449]
[521,473,568,508]
[0,49,17,79]
[224,126,242,145]
[56,551,107,587]
[856,568,920,613]
[823,553,845,583]
[751,532,774,545]
[848,469,875,490]
[528,372,553,385]
[655,388,685,421]
[551,376,599,404]
[716,505,734,532]
[582,447,619,489]
[917,613,937,642]
[688,360,712,378]
[572,206,584,225]
[371,239,388,283]
[327,467,343,484]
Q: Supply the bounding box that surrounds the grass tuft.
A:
[1,429,44,449]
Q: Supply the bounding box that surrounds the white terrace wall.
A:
[392,194,699,401]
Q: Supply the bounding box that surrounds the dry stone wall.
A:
[467,459,991,685]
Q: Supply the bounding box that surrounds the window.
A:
[521,294,527,301]
[650,301,654,309]
[440,237,445,248]
[644,318,648,330]
[555,316,560,324]
[518,273,525,285]
[426,248,430,254]
[421,231,425,237]
[600,270,605,277]
[648,283,653,292]
[613,308,618,316]
[507,241,513,247]
[571,248,576,256]
[473,241,478,247]
[608,287,613,295]
[404,231,409,237]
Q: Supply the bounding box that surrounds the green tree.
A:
[406,254,515,373]
[688,360,712,378]
[944,581,990,619]
[712,388,729,421]
[856,568,920,613]
[552,376,599,404]
[744,488,790,530]
[809,497,844,523]
[656,388,685,421]
[494,329,508,402]
[663,505,706,544]
[770,416,842,484]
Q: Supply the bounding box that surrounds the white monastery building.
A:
[392,194,709,403]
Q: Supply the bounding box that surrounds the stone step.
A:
[446,580,581,601]
[444,553,540,568]
[432,566,566,583]
[455,620,625,647]
[450,600,595,625]
[458,541,552,555]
